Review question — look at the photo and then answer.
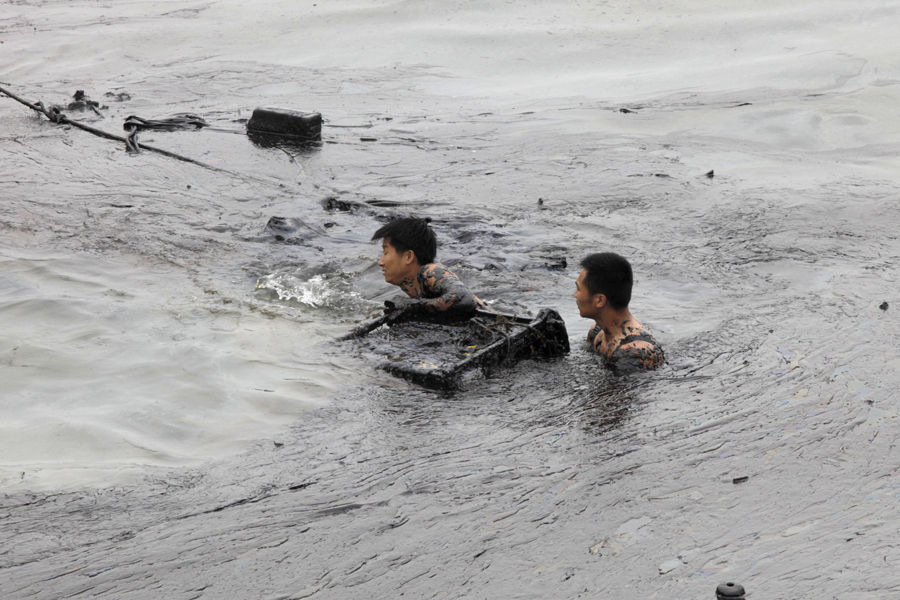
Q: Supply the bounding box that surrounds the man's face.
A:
[574,269,599,318]
[378,238,412,285]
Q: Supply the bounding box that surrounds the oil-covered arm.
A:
[385,264,477,319]
[419,264,477,315]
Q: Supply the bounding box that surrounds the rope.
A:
[0,84,236,175]
[123,113,208,153]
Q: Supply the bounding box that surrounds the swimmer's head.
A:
[372,217,437,266]
[578,252,633,311]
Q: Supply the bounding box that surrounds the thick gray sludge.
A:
[2,2,900,598]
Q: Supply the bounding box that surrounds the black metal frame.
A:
[379,308,569,390]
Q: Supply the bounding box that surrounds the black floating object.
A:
[247,107,322,141]
[378,308,570,390]
[716,582,746,599]
[732,476,749,484]
[321,196,364,212]
[705,169,715,178]
[619,107,636,113]
[880,301,889,311]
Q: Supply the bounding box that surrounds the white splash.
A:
[255,272,363,311]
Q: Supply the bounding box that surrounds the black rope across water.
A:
[0,84,236,176]
[123,113,208,152]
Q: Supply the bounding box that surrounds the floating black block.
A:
[247,107,322,141]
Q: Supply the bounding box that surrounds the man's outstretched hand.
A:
[384,296,428,324]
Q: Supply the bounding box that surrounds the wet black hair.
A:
[580,252,633,310]
[372,217,437,265]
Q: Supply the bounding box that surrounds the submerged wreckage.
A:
[342,308,570,390]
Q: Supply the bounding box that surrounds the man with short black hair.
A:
[372,217,482,321]
[574,252,664,370]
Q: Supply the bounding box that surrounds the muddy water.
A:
[2,0,899,598]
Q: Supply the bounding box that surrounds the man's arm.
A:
[417,264,477,315]
[385,264,477,319]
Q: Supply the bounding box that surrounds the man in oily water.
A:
[574,252,664,371]
[372,216,485,322]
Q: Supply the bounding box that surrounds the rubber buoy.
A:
[247,107,322,141]
[716,582,746,599]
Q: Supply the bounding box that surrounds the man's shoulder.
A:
[419,262,451,272]
[419,263,458,281]
[611,333,664,370]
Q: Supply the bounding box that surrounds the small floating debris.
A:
[716,581,746,599]
[67,89,103,114]
[732,476,749,485]
[658,558,682,575]
[776,347,792,362]
[104,90,132,102]
[321,196,366,212]
[705,169,715,178]
[879,301,888,311]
